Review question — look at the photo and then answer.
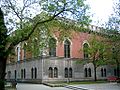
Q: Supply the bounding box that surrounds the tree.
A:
[0,0,90,89]
[1,0,41,31]
[87,34,107,81]
[106,0,120,78]
[0,8,8,89]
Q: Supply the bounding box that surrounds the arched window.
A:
[54,67,58,78]
[101,68,104,77]
[88,68,91,77]
[14,70,17,79]
[104,68,107,77]
[31,68,34,79]
[21,69,23,79]
[101,68,107,77]
[49,38,56,57]
[69,68,72,78]
[84,68,87,77]
[65,68,68,78]
[48,67,53,78]
[24,69,26,79]
[35,67,37,79]
[64,39,71,58]
[83,43,89,59]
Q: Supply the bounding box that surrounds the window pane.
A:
[84,68,87,77]
[88,68,91,77]
[35,68,37,79]
[24,69,26,79]
[49,38,56,56]
[104,68,106,77]
[31,68,33,79]
[69,68,72,78]
[64,40,70,58]
[21,69,23,79]
[101,68,104,77]
[83,43,89,59]
[49,67,53,78]
[54,67,58,78]
[65,68,68,78]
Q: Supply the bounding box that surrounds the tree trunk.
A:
[94,66,97,81]
[93,62,97,81]
[0,57,7,90]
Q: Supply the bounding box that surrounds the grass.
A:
[44,80,108,87]
[67,81,108,85]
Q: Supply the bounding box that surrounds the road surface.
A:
[16,83,70,90]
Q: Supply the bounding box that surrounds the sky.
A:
[1,0,114,30]
[86,0,114,26]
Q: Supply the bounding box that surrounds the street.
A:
[16,82,120,90]
[69,83,120,90]
[16,83,70,90]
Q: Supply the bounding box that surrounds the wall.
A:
[6,57,112,82]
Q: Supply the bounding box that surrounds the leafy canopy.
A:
[0,0,91,57]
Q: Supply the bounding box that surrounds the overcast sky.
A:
[86,0,114,26]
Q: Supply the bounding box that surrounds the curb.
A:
[43,83,66,87]
[65,85,91,90]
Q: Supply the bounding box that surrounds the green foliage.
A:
[1,0,92,59]
[1,0,91,57]
[105,0,120,66]
[40,0,90,25]
[87,34,109,67]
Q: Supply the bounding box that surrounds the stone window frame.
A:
[48,67,53,78]
[84,68,92,77]
[83,43,89,59]
[101,68,107,77]
[88,68,91,77]
[35,67,37,79]
[64,67,73,78]
[54,67,58,78]
[65,68,68,78]
[69,68,73,78]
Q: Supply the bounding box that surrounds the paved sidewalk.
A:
[16,83,70,90]
[66,83,120,90]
